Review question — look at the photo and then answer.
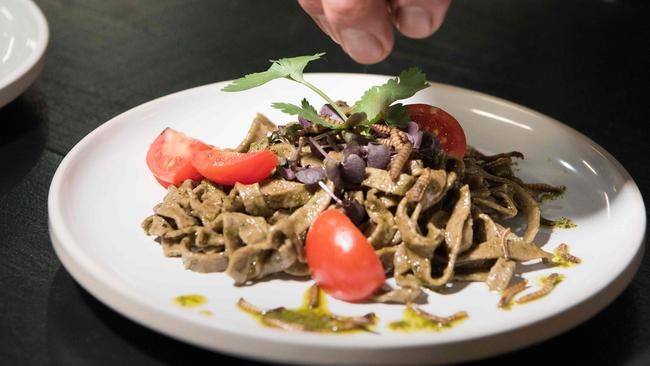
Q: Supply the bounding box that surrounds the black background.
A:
[1,0,648,365]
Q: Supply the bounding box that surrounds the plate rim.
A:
[0,0,49,104]
[47,74,647,364]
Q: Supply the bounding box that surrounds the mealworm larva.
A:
[376,137,392,148]
[329,312,377,326]
[237,298,263,315]
[389,129,412,181]
[370,125,412,180]
[524,183,566,193]
[498,279,528,308]
[389,128,409,147]
[370,124,392,136]
[516,273,562,304]
[557,243,581,264]
[407,303,468,326]
[406,168,433,202]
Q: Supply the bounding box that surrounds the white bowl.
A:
[48,74,646,365]
[0,0,48,108]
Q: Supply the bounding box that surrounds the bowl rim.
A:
[0,0,49,91]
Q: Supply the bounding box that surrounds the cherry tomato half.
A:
[146,128,212,188]
[406,104,467,158]
[306,208,385,302]
[191,148,277,186]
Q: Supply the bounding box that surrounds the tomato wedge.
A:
[306,209,385,302]
[406,104,467,158]
[146,128,212,188]
[191,148,277,186]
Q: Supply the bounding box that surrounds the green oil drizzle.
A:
[173,294,207,308]
[552,217,576,229]
[538,191,564,203]
[238,287,377,334]
[388,307,467,333]
[542,216,576,229]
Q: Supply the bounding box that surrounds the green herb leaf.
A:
[222,52,347,121]
[272,98,341,129]
[222,53,325,92]
[352,67,429,124]
[382,103,411,128]
[220,69,286,92]
[268,53,325,82]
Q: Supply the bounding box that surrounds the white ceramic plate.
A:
[0,0,48,108]
[48,74,645,365]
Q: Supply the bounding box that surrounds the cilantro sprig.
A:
[351,68,429,128]
[222,53,347,122]
[223,53,430,130]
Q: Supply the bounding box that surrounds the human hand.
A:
[298,0,451,64]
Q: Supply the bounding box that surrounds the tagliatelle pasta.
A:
[142,109,569,304]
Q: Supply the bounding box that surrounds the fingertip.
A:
[341,29,392,64]
[394,6,434,39]
[393,0,451,39]
[321,0,394,64]
[344,48,390,65]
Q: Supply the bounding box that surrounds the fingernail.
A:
[340,28,384,64]
[395,6,433,38]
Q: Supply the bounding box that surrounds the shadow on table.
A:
[468,299,644,364]
[46,261,646,366]
[45,268,274,366]
[0,95,47,196]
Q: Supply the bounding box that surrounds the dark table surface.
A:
[2,0,648,365]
